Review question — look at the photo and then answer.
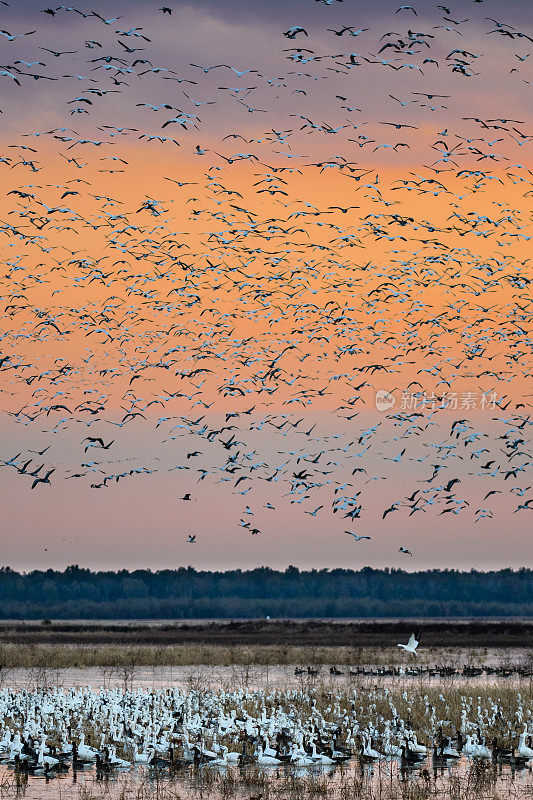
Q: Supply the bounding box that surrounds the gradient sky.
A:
[0,0,531,572]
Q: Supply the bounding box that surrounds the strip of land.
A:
[0,620,531,648]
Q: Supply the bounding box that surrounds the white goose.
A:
[36,742,60,771]
[397,632,420,655]
[107,745,132,768]
[311,742,334,765]
[463,735,491,759]
[381,733,402,757]
[362,735,381,760]
[208,748,231,767]
[255,745,282,765]
[77,733,98,761]
[518,728,533,759]
[220,745,241,763]
[290,745,315,766]
[442,740,461,759]
[407,732,427,754]
[8,733,23,762]
[132,743,154,763]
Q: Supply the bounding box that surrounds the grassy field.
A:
[0,620,530,670]
[0,644,531,670]
[0,619,531,647]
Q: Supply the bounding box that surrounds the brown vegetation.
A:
[0,619,531,648]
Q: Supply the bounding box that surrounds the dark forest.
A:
[0,566,530,619]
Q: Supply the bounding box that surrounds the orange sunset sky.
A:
[0,0,531,571]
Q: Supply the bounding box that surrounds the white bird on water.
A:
[518,726,533,759]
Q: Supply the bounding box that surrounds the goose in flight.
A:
[398,631,420,655]
[31,468,55,489]
[284,26,308,39]
[345,531,371,540]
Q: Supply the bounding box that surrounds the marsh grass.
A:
[0,643,522,670]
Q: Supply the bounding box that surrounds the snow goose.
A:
[76,733,98,761]
[397,631,420,655]
[407,732,426,754]
[255,745,282,765]
[463,735,491,758]
[290,745,315,766]
[132,743,155,764]
[518,728,533,759]
[361,735,381,761]
[310,742,335,765]
[220,745,241,763]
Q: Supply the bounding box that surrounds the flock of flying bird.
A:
[0,0,531,558]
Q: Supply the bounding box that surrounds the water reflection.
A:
[2,660,531,693]
[1,757,531,800]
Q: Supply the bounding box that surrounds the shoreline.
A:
[1,615,532,625]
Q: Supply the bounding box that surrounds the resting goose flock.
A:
[0,684,529,779]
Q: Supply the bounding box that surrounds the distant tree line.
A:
[0,566,530,619]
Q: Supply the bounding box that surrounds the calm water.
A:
[1,756,531,800]
[2,653,531,693]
